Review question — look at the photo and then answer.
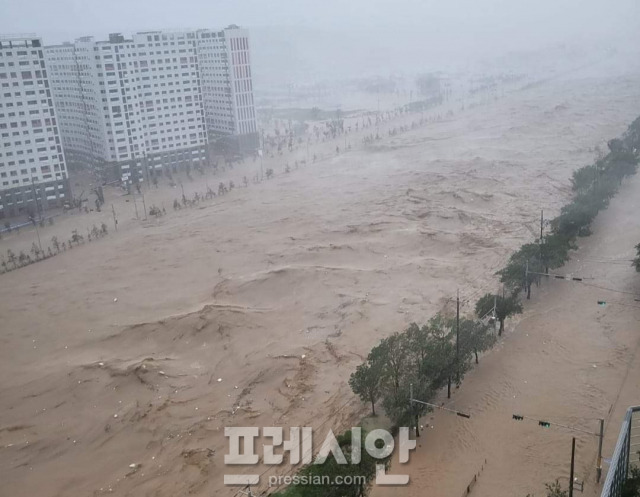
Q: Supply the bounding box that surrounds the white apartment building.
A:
[196,26,258,152]
[0,35,69,218]
[46,31,207,184]
[45,26,258,184]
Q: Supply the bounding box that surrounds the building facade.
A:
[45,26,258,185]
[46,31,208,184]
[0,35,69,218]
[196,26,259,155]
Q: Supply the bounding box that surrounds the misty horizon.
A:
[1,0,640,87]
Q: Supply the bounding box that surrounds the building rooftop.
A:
[0,35,42,49]
[0,33,39,41]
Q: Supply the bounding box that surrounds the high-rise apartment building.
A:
[45,26,258,185]
[196,27,258,153]
[0,35,69,218]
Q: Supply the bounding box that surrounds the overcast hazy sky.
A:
[2,0,639,84]
[1,0,638,46]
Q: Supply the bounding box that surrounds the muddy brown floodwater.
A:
[1,64,640,497]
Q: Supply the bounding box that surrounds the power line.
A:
[580,281,640,297]
[512,413,600,437]
[526,270,640,297]
[577,257,635,265]
[527,270,594,281]
[458,254,512,307]
[410,395,471,418]
[512,413,606,482]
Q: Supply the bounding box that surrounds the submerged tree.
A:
[497,243,543,299]
[4,250,15,270]
[349,358,382,416]
[475,293,522,335]
[71,230,83,245]
[31,242,41,261]
[419,314,459,399]
[459,318,496,365]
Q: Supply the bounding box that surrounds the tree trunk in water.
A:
[475,350,479,364]
[447,377,451,398]
[499,319,504,336]
[371,399,376,417]
[415,415,420,437]
[527,283,531,299]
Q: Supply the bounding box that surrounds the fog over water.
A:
[1,0,639,86]
[2,2,640,497]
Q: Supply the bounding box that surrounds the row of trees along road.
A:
[349,315,497,430]
[272,116,640,497]
[350,114,640,434]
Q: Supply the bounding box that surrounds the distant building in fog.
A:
[0,35,70,218]
[44,26,258,185]
[197,26,258,154]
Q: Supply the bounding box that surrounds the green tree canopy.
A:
[475,293,522,335]
[459,318,496,364]
[349,358,383,416]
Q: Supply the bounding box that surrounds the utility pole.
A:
[410,383,419,437]
[569,437,575,497]
[260,129,265,181]
[112,204,118,232]
[31,175,42,222]
[141,194,147,220]
[513,414,605,486]
[33,216,43,254]
[260,149,264,181]
[28,175,43,253]
[456,289,460,382]
[133,193,139,219]
[376,89,380,137]
[597,418,604,483]
[144,152,150,191]
[540,209,549,275]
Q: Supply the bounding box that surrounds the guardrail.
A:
[601,406,640,497]
[460,459,488,497]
